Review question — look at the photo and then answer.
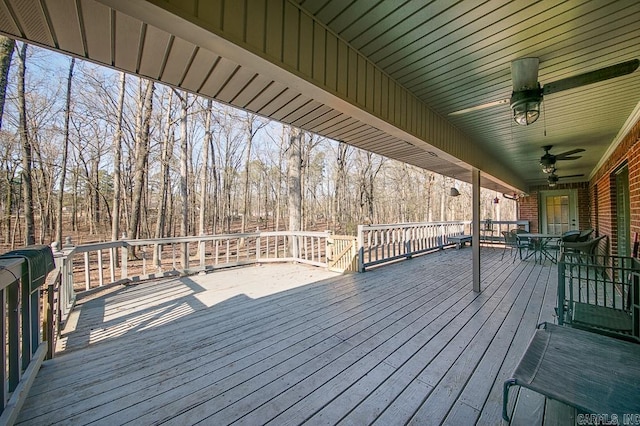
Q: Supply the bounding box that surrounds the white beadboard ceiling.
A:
[1,0,639,194]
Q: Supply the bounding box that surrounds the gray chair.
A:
[561,230,581,243]
[577,228,594,242]
[501,230,527,262]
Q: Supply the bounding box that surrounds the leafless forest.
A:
[0,39,516,249]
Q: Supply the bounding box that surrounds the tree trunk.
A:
[0,36,14,129]
[178,91,189,268]
[333,142,349,232]
[55,57,75,246]
[240,114,266,233]
[16,43,35,245]
[241,123,253,234]
[287,127,302,256]
[111,72,125,243]
[199,99,212,236]
[0,36,15,244]
[128,79,154,253]
[154,90,174,240]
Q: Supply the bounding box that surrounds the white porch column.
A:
[472,168,481,292]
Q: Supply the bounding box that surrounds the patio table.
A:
[517,233,560,264]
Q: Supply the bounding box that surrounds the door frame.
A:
[614,165,631,256]
[539,189,579,234]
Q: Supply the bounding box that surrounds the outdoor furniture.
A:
[577,228,594,242]
[557,251,639,342]
[516,232,559,264]
[546,230,582,260]
[561,235,606,260]
[561,230,581,243]
[481,219,495,245]
[448,235,472,250]
[501,230,527,262]
[502,322,640,422]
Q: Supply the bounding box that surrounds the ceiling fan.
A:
[449,57,639,125]
[540,145,584,174]
[547,172,584,187]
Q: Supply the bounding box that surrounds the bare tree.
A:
[240,113,267,233]
[111,72,126,242]
[176,90,189,267]
[287,127,302,255]
[154,89,174,239]
[55,57,75,245]
[127,79,154,248]
[16,43,35,245]
[0,36,14,129]
[198,98,213,236]
[356,151,385,223]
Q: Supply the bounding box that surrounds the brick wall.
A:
[517,182,590,234]
[589,117,640,255]
[517,117,640,256]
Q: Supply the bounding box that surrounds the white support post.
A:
[121,245,128,279]
[199,236,205,268]
[357,225,364,272]
[256,234,261,262]
[472,168,481,292]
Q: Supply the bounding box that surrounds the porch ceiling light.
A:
[510,88,542,126]
[541,163,556,174]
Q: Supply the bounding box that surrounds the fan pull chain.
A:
[543,101,547,137]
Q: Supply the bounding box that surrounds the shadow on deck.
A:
[18,247,564,425]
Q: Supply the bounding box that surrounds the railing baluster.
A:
[109,247,116,283]
[97,249,104,287]
[84,252,90,291]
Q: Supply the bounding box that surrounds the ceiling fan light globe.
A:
[513,102,540,125]
[541,164,556,174]
[510,88,542,126]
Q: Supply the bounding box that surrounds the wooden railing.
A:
[480,219,530,243]
[356,220,530,271]
[357,221,468,271]
[54,231,332,297]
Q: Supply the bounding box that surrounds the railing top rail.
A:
[68,240,127,254]
[259,231,330,237]
[62,230,333,255]
[358,221,471,231]
[0,257,24,291]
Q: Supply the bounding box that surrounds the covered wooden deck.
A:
[18,247,568,425]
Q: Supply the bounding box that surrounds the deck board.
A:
[17,248,568,425]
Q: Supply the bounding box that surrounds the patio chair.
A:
[577,228,594,242]
[562,235,606,259]
[503,322,640,422]
[501,231,527,262]
[511,229,533,259]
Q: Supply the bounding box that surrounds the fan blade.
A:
[542,59,639,95]
[557,174,585,179]
[448,98,509,116]
[555,148,585,159]
[511,58,539,91]
[557,156,582,161]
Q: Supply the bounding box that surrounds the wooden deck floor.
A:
[18,247,567,425]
